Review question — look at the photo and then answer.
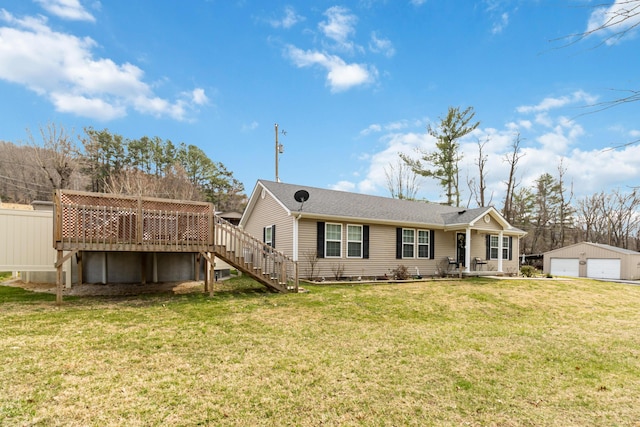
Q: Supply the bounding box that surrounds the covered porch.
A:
[444,224,524,275]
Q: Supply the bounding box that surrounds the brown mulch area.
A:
[1,278,206,296]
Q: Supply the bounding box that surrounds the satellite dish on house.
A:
[294,190,309,203]
[294,189,309,211]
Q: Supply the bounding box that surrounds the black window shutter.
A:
[508,236,513,260]
[271,224,276,248]
[317,222,325,258]
[486,235,491,260]
[363,225,370,259]
[430,230,435,259]
[396,228,402,259]
[263,227,266,243]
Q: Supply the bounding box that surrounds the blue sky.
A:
[1,0,638,205]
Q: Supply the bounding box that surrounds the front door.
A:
[456,233,466,267]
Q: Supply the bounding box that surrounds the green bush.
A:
[520,265,537,277]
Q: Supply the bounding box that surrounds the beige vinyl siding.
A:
[298,220,467,279]
[241,190,294,256]
[474,215,503,231]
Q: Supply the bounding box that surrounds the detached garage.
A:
[543,242,640,280]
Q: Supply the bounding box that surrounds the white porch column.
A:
[292,214,300,262]
[497,231,504,273]
[464,227,471,272]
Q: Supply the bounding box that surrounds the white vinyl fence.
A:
[0,208,71,286]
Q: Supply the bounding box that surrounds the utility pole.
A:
[275,123,284,182]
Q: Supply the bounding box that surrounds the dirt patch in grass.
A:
[1,278,206,296]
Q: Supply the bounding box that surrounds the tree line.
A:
[388,106,640,255]
[0,123,246,211]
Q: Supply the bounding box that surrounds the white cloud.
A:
[270,6,304,29]
[516,90,598,114]
[0,10,206,121]
[329,180,356,192]
[190,88,208,105]
[285,45,377,92]
[587,0,640,44]
[319,6,358,52]
[360,123,382,136]
[35,0,95,22]
[491,12,509,34]
[369,32,395,57]
[241,121,259,132]
[51,92,125,120]
[359,119,415,136]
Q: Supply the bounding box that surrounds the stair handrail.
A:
[213,215,298,291]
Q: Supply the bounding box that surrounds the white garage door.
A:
[550,258,580,277]
[587,259,621,279]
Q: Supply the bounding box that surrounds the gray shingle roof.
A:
[585,242,640,255]
[258,180,490,227]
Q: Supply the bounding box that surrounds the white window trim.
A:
[325,223,342,258]
[346,224,363,258]
[502,236,510,260]
[417,229,430,259]
[402,228,415,259]
[402,228,432,259]
[264,225,273,247]
[489,235,499,260]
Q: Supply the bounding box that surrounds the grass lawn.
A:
[1,276,639,426]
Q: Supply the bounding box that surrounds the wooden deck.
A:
[53,190,298,304]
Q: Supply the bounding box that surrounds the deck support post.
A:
[141,253,147,285]
[77,251,83,286]
[199,251,216,296]
[195,253,201,282]
[56,250,63,305]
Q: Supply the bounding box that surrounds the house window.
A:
[417,230,430,258]
[402,229,415,258]
[325,223,342,257]
[489,235,499,259]
[347,225,362,258]
[488,235,511,260]
[502,236,510,260]
[264,225,273,247]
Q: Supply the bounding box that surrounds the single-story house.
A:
[543,242,640,280]
[239,180,527,279]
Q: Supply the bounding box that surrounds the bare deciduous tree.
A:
[467,137,493,207]
[502,133,524,223]
[385,159,420,200]
[28,122,80,192]
[556,159,575,247]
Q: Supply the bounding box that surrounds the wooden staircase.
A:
[212,215,298,293]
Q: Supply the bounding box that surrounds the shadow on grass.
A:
[0,276,274,307]
[0,285,59,303]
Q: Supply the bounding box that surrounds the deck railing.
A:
[54,190,214,252]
